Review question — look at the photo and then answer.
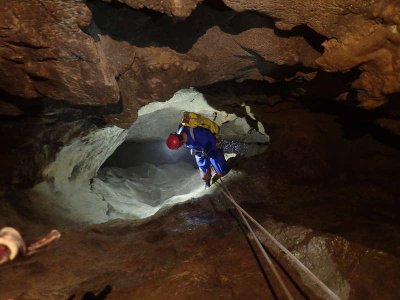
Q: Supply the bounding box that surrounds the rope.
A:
[215,179,293,299]
[216,178,341,300]
[231,191,295,300]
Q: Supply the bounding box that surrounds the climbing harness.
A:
[190,148,207,158]
[215,177,342,300]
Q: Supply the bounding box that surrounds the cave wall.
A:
[0,1,399,295]
[0,0,399,189]
[1,81,399,299]
[259,105,400,299]
[203,82,400,298]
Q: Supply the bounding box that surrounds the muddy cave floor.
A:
[1,108,400,299]
[1,166,400,299]
[1,195,300,300]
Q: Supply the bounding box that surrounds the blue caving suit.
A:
[177,125,229,180]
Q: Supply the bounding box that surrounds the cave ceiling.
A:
[0,0,400,186]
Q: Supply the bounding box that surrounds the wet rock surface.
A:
[224,0,400,108]
[103,0,203,18]
[0,0,400,299]
[0,200,275,299]
[0,0,119,105]
[225,96,400,299]
[1,94,400,299]
[1,0,400,187]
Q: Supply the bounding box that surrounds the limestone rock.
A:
[1,0,400,188]
[0,0,119,105]
[188,26,319,86]
[223,0,400,108]
[104,0,203,18]
[98,37,200,128]
[97,24,319,127]
[316,25,400,109]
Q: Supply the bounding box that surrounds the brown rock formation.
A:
[0,1,399,297]
[106,0,203,18]
[98,35,200,127]
[82,0,321,128]
[1,0,399,119]
[0,201,281,299]
[188,26,319,85]
[102,25,319,127]
[223,0,400,108]
[0,0,398,189]
[0,0,119,106]
[0,117,100,187]
[1,93,400,298]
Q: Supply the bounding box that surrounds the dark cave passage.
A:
[16,88,269,224]
[90,89,270,221]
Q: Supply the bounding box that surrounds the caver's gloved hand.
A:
[199,150,208,158]
[190,148,207,158]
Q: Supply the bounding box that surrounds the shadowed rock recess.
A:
[0,0,399,299]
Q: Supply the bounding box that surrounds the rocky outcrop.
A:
[188,26,319,86]
[0,0,399,186]
[1,0,399,114]
[203,82,400,298]
[2,0,399,119]
[104,0,203,18]
[0,0,119,106]
[0,117,103,187]
[223,0,400,109]
[98,36,201,127]
[88,1,320,127]
[98,26,319,127]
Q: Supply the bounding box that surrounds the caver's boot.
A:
[204,179,211,189]
[201,168,212,189]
